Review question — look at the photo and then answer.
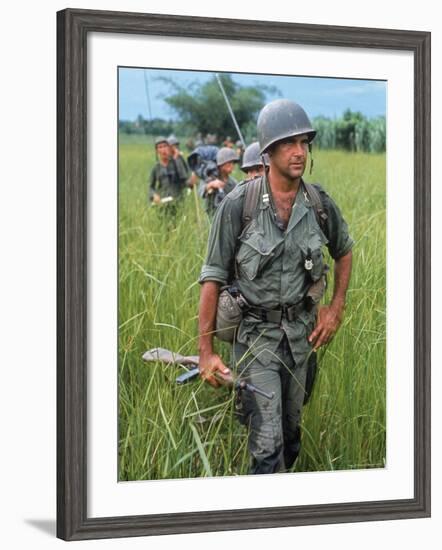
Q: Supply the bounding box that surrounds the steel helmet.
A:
[154,136,169,147]
[257,99,316,154]
[241,142,269,172]
[216,147,239,166]
[167,135,179,146]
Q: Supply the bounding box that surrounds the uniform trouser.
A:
[233,335,310,475]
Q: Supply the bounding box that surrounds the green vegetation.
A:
[313,109,386,153]
[119,115,176,137]
[118,136,386,480]
[118,73,273,144]
[119,107,386,153]
[161,73,277,142]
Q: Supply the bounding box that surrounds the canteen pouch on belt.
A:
[216,286,248,343]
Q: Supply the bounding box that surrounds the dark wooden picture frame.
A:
[57,8,431,541]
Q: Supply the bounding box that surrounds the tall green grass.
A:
[118,135,386,480]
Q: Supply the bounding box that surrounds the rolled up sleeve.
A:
[198,265,230,285]
[320,189,355,259]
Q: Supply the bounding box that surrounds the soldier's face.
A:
[269,134,309,179]
[245,165,265,180]
[156,142,171,160]
[219,161,234,176]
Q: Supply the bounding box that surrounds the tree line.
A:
[312,110,385,153]
[119,74,386,153]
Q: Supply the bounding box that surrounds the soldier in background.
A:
[199,147,239,215]
[241,141,270,181]
[148,136,189,207]
[223,136,234,149]
[168,135,196,188]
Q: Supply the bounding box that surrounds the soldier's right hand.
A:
[199,352,231,388]
[207,179,224,191]
[153,193,161,205]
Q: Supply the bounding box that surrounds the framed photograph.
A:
[57,8,431,541]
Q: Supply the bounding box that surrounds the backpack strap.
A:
[241,178,328,234]
[303,182,328,236]
[241,176,263,230]
[231,177,263,281]
[153,164,160,190]
[232,178,327,280]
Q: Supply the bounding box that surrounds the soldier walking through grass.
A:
[199,147,239,215]
[168,135,194,187]
[148,136,189,207]
[198,99,354,474]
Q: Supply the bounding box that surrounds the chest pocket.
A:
[299,211,329,282]
[236,226,282,281]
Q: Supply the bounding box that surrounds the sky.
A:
[118,67,386,122]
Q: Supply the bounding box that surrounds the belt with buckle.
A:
[247,301,305,323]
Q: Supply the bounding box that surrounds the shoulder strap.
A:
[240,178,328,233]
[230,178,262,282]
[153,164,160,190]
[241,178,327,235]
[303,182,328,235]
[241,177,263,230]
[170,158,180,181]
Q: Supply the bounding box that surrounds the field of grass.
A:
[118,134,386,480]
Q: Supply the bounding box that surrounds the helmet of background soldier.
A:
[154,136,169,147]
[216,147,239,166]
[257,99,316,154]
[241,141,270,173]
[167,135,179,146]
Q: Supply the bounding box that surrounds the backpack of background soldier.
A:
[187,145,220,180]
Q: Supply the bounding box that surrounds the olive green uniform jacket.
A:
[199,175,354,366]
[148,157,189,202]
[199,175,237,215]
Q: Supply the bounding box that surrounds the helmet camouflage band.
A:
[216,147,239,166]
[257,99,316,154]
[241,142,269,172]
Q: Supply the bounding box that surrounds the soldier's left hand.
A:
[308,304,343,350]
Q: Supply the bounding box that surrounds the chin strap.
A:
[308,143,314,175]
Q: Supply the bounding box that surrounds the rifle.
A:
[142,347,274,400]
[176,364,274,400]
